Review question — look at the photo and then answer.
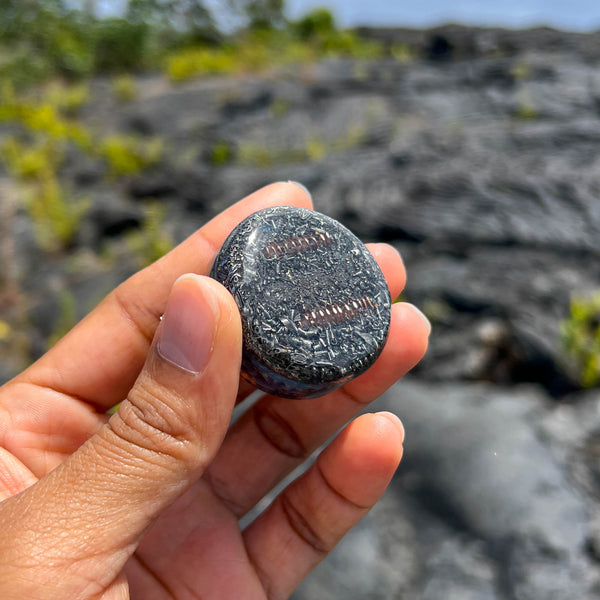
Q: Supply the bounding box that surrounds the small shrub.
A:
[422,299,452,323]
[511,60,531,81]
[514,91,539,121]
[391,43,414,63]
[274,40,313,65]
[236,39,271,72]
[292,8,336,40]
[47,28,95,78]
[93,18,149,73]
[305,136,326,161]
[0,320,10,341]
[561,293,600,387]
[127,202,174,267]
[112,74,138,103]
[237,141,274,168]
[26,174,90,252]
[1,137,60,180]
[0,50,52,90]
[46,290,77,348]
[515,102,539,120]
[210,141,233,166]
[320,30,383,59]
[0,99,91,149]
[99,134,163,176]
[45,81,91,116]
[235,121,367,168]
[270,97,290,118]
[165,46,238,82]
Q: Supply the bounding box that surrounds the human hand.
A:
[0,182,429,600]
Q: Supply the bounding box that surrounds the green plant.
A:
[515,102,539,120]
[0,319,10,341]
[511,60,531,81]
[391,43,414,63]
[270,97,290,118]
[112,74,138,103]
[46,289,78,348]
[421,299,451,323]
[165,46,238,81]
[1,136,88,252]
[235,121,367,167]
[0,2,94,84]
[514,90,539,121]
[292,8,336,40]
[99,134,163,176]
[93,18,149,73]
[127,202,174,267]
[45,81,91,115]
[48,27,95,78]
[0,96,91,149]
[319,30,384,59]
[1,137,61,180]
[0,49,53,90]
[25,174,90,252]
[561,292,600,387]
[237,141,276,168]
[163,16,388,84]
[210,141,233,166]
[305,136,326,161]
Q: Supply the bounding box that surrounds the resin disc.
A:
[210,206,391,399]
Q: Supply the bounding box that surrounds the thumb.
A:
[0,274,241,597]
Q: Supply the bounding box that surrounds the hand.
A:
[0,182,429,600]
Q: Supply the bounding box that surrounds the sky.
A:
[284,0,600,31]
[98,0,600,32]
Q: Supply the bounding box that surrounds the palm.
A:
[0,184,428,599]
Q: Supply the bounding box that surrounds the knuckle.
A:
[203,469,248,517]
[338,384,371,407]
[111,283,159,347]
[107,378,201,465]
[253,403,307,459]
[279,492,330,556]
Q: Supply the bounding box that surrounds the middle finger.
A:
[204,299,430,518]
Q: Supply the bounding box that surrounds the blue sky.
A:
[99,0,600,32]
[285,0,600,31]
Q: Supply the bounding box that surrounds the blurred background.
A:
[2,1,600,598]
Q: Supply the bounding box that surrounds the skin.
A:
[0,182,430,600]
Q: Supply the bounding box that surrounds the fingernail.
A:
[157,275,219,374]
[378,411,405,443]
[407,303,432,336]
[287,180,312,201]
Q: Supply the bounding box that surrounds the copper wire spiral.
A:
[298,296,375,330]
[263,230,333,259]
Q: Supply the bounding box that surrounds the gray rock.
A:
[294,380,597,599]
[379,380,592,600]
[85,190,144,243]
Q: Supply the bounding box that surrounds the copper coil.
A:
[299,295,375,330]
[263,230,333,259]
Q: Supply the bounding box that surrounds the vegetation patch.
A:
[112,74,138,103]
[561,293,600,387]
[0,81,163,253]
[127,203,174,268]
[99,134,163,177]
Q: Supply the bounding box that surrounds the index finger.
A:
[18,182,313,409]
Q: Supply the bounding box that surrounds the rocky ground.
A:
[3,24,600,599]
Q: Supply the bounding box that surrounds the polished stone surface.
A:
[211,206,391,398]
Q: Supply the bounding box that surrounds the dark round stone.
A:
[210,206,391,399]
